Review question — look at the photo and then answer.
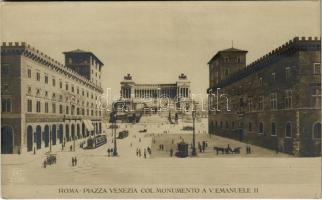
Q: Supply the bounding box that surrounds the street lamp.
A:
[112,112,118,156]
[191,104,197,156]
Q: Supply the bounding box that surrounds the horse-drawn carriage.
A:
[43,153,57,168]
[213,146,241,155]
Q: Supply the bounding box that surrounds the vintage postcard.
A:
[1,1,321,199]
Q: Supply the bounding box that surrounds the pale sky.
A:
[1,1,320,99]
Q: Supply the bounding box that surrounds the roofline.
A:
[207,49,248,64]
[63,51,104,66]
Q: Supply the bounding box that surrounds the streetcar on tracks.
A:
[86,135,107,149]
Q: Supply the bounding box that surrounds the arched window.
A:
[313,122,321,139]
[271,122,277,136]
[259,122,264,134]
[285,122,292,138]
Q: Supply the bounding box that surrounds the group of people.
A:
[107,148,115,156]
[136,147,151,159]
[72,156,77,166]
[197,141,208,153]
[159,144,165,150]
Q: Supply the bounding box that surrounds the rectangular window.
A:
[248,98,253,112]
[36,72,40,81]
[312,87,321,108]
[1,98,12,112]
[314,63,321,74]
[3,84,9,93]
[272,72,276,81]
[45,102,49,113]
[52,103,56,114]
[66,106,69,114]
[285,67,291,80]
[271,123,277,136]
[45,75,48,84]
[59,105,63,114]
[27,69,32,78]
[27,99,32,112]
[36,101,41,113]
[258,96,264,111]
[66,83,69,91]
[285,90,292,109]
[259,77,263,86]
[270,92,277,110]
[60,81,63,89]
[1,64,9,75]
[52,78,56,86]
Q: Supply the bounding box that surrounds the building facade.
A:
[207,37,321,156]
[119,73,191,112]
[1,42,104,154]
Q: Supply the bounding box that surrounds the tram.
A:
[86,135,107,149]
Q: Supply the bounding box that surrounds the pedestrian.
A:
[107,148,110,156]
[144,151,147,159]
[70,145,72,152]
[248,146,252,154]
[170,149,173,157]
[136,149,139,157]
[75,157,77,166]
[43,160,47,168]
[72,157,74,166]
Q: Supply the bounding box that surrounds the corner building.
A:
[207,37,321,156]
[1,42,104,154]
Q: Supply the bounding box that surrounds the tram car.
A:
[117,130,129,139]
[86,135,107,149]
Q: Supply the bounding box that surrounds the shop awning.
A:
[82,119,94,131]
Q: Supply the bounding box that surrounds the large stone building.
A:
[207,37,321,156]
[119,73,191,112]
[1,42,104,154]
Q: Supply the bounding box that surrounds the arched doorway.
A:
[35,125,41,149]
[313,122,321,139]
[209,121,214,134]
[77,124,80,139]
[59,124,63,144]
[1,126,13,154]
[82,123,85,138]
[65,124,70,142]
[285,122,292,138]
[44,125,50,147]
[71,124,75,140]
[99,123,102,134]
[27,126,33,152]
[52,125,57,145]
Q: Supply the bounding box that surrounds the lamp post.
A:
[191,105,197,156]
[112,112,118,156]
